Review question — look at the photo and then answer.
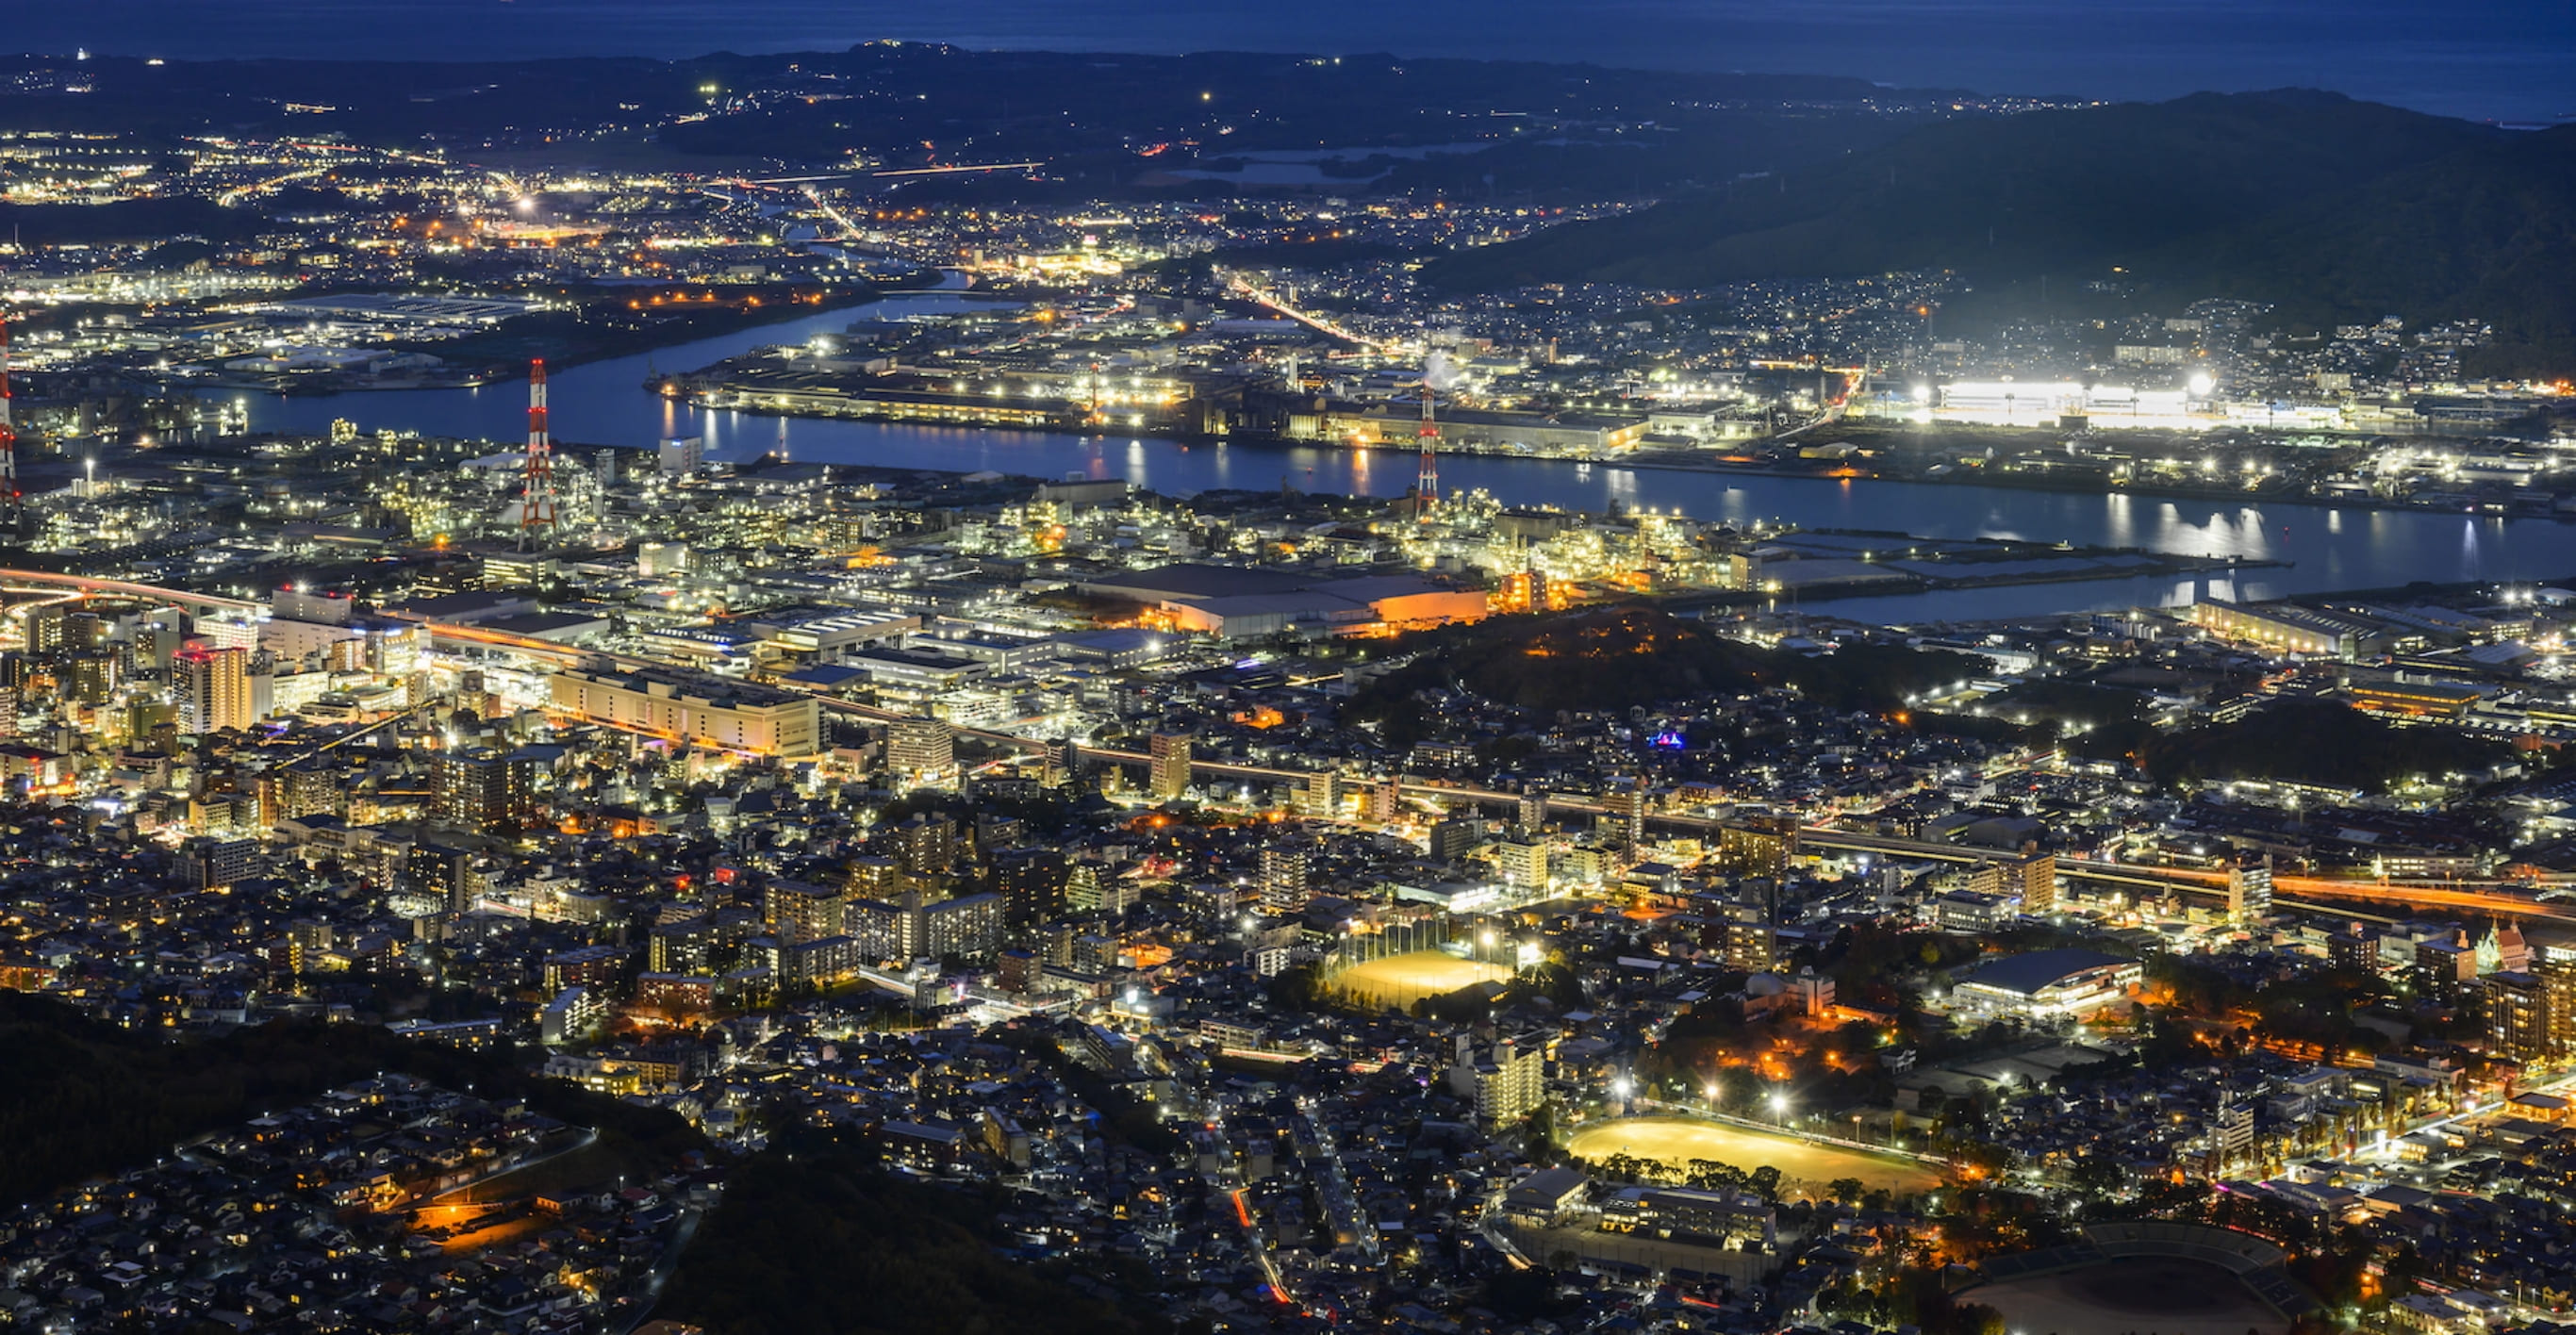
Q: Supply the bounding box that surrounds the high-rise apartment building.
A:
[1496,838,1549,892]
[433,750,543,833]
[1722,882,1778,972]
[894,813,957,875]
[173,647,255,735]
[2015,849,2058,915]
[1066,860,1134,915]
[2541,948,2576,1056]
[2213,1094,2256,1168]
[1607,779,1647,851]
[416,842,479,915]
[995,847,1067,925]
[887,717,957,790]
[2488,970,2551,1061]
[648,917,719,974]
[2228,853,2273,926]
[1258,845,1309,916]
[1041,738,1078,789]
[1966,849,2056,915]
[1296,770,1344,820]
[1148,731,1193,800]
[275,760,346,821]
[1715,816,1797,876]
[1461,1034,1547,1126]
[1358,778,1404,826]
[1428,817,1483,863]
[764,878,848,946]
[888,887,1004,962]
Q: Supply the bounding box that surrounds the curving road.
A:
[0,568,259,612]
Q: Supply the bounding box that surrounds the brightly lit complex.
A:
[1945,948,2144,1021]
[1865,378,2343,431]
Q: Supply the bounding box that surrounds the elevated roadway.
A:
[1218,270,1392,350]
[1076,744,2576,926]
[0,569,258,613]
[1790,825,2576,925]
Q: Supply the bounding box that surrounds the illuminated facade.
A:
[549,667,821,756]
[2227,854,2274,926]
[1950,948,2141,1020]
[886,716,958,789]
[2488,971,2551,1061]
[1968,849,2056,915]
[1148,730,1193,799]
[2347,681,2485,718]
[2191,601,2377,661]
[173,647,256,735]
[1599,1186,1776,1249]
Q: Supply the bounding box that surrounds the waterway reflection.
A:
[201,292,2576,624]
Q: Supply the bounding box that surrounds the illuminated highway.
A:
[214,165,327,208]
[737,162,1046,187]
[0,569,258,612]
[1072,751,2576,925]
[1217,269,1392,350]
[1788,825,2576,925]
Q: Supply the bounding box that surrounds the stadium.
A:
[1966,1221,2317,1335]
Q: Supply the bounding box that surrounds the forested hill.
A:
[1427,91,2576,375]
[0,992,702,1206]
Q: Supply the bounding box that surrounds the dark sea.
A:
[12,0,2576,124]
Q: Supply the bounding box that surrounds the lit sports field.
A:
[1329,951,1513,1008]
[1567,1116,1943,1194]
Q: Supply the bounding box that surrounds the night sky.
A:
[11,0,2574,123]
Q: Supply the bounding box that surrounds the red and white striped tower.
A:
[0,316,17,510]
[518,358,557,549]
[1414,374,1439,522]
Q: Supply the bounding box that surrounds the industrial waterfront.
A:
[192,293,2576,623]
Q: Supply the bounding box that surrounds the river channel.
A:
[206,291,2576,625]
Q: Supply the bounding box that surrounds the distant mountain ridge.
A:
[1426,91,2576,375]
[0,45,1930,154]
